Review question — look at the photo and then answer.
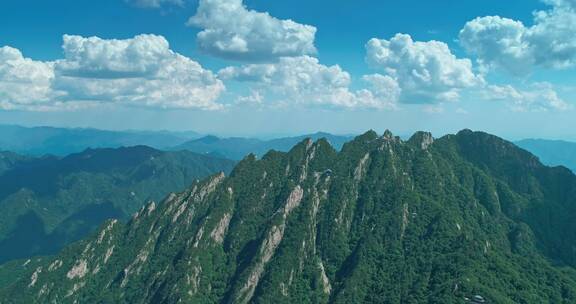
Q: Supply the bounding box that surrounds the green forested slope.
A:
[2,130,576,303]
[0,146,236,264]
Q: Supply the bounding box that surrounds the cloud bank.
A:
[220,56,398,109]
[485,83,571,112]
[0,35,224,111]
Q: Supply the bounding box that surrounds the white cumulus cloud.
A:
[366,34,482,104]
[219,56,398,109]
[485,83,571,111]
[460,0,576,74]
[57,34,174,79]
[54,34,225,110]
[188,0,317,61]
[0,35,225,111]
[0,47,59,110]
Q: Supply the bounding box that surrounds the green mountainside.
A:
[173,132,352,160]
[516,139,576,173]
[0,146,236,264]
[2,130,576,303]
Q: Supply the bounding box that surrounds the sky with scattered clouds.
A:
[0,0,574,139]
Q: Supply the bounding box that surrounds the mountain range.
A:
[173,132,353,160]
[0,146,236,264]
[2,130,576,303]
[516,139,576,173]
[0,125,200,156]
[3,124,575,175]
[0,125,353,161]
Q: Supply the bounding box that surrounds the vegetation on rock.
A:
[0,146,235,264]
[2,130,576,303]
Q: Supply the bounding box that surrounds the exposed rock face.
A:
[97,220,117,244]
[66,260,88,280]
[420,133,434,150]
[237,224,285,303]
[104,246,115,264]
[48,260,63,272]
[283,186,304,217]
[210,213,231,244]
[408,131,435,150]
[354,153,370,181]
[400,203,409,239]
[28,267,42,287]
[236,185,304,303]
[318,261,332,294]
[5,131,576,304]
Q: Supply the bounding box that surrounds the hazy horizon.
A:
[2,122,575,143]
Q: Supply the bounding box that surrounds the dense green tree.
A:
[2,130,576,303]
[0,146,236,264]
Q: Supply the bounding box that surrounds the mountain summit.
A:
[3,130,576,303]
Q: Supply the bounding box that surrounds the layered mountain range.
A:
[173,132,352,160]
[0,146,235,264]
[2,130,576,303]
[0,125,200,156]
[516,139,576,173]
[3,124,574,174]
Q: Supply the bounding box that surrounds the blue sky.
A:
[0,0,574,139]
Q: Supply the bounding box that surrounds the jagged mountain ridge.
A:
[0,146,236,264]
[3,130,576,303]
[173,132,353,160]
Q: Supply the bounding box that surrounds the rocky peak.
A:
[382,129,394,140]
[356,130,379,142]
[408,131,435,150]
